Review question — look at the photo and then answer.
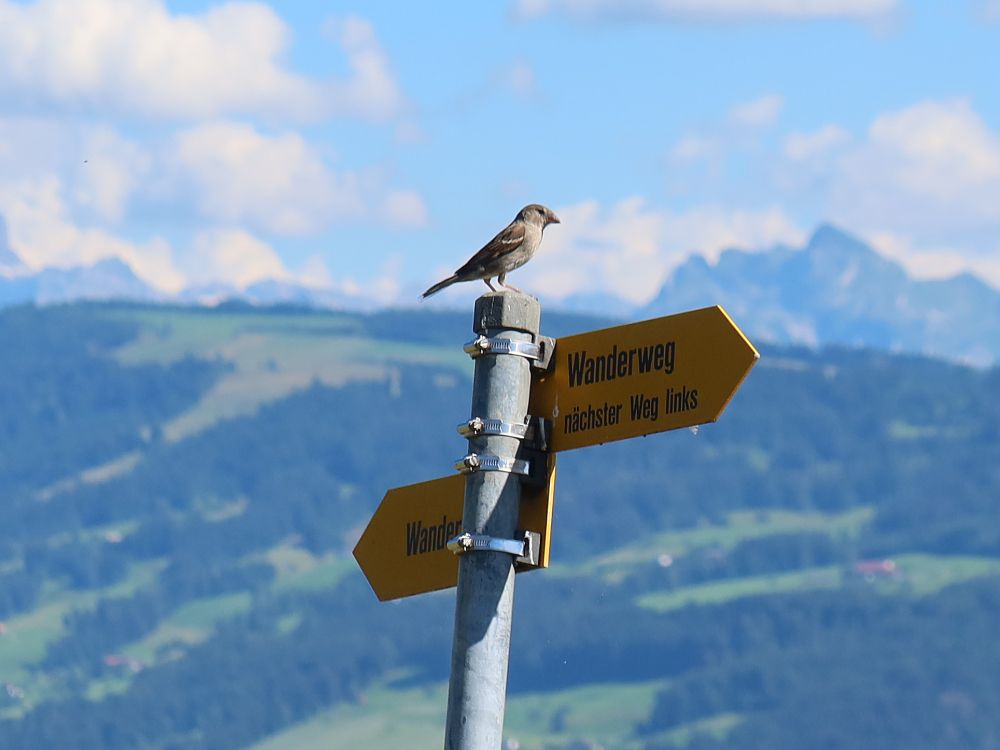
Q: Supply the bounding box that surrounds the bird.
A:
[421,203,560,298]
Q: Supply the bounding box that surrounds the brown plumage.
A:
[422,204,560,298]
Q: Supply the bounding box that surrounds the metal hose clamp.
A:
[454,453,531,476]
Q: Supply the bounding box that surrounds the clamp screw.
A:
[452,533,474,552]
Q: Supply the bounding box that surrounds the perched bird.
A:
[422,203,560,298]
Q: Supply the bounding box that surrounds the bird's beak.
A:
[549,212,561,225]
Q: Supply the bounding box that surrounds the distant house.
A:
[852,559,898,581]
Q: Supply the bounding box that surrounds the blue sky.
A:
[1,0,999,308]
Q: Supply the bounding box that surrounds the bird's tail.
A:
[421,275,459,299]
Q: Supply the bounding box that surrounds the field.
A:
[248,677,668,750]
[107,307,470,441]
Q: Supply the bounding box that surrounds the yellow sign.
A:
[353,458,557,601]
[530,306,758,452]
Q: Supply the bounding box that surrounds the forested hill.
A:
[0,301,997,750]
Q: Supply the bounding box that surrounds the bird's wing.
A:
[454,221,525,275]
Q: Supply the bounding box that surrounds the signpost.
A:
[353,457,557,602]
[352,294,758,750]
[530,305,758,452]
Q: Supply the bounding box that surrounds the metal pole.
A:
[445,291,541,750]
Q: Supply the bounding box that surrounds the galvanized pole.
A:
[445,291,541,750]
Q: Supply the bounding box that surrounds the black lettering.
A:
[629,393,645,421]
[629,393,660,422]
[637,345,655,374]
[567,341,677,388]
[407,517,462,556]
[563,402,624,433]
[436,516,447,549]
[603,345,618,381]
[664,386,698,414]
[406,521,421,556]
[568,350,586,387]
[418,526,429,554]
[594,352,607,383]
[564,405,580,433]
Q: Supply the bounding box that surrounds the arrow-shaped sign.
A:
[530,306,758,452]
[354,458,556,601]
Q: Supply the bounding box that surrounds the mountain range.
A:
[2,216,997,365]
[641,225,1000,367]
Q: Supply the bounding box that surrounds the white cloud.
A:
[500,59,537,96]
[671,134,719,163]
[0,175,183,291]
[0,169,316,294]
[1,115,426,242]
[776,124,852,194]
[783,124,851,161]
[297,254,335,289]
[664,204,805,262]
[172,121,365,235]
[670,93,784,173]
[827,99,1000,239]
[729,94,784,128]
[0,117,151,223]
[527,198,666,301]
[370,255,405,304]
[181,228,290,289]
[0,1,402,121]
[383,189,429,228]
[667,97,1000,289]
[0,118,69,172]
[0,174,357,294]
[773,99,1000,288]
[515,0,897,22]
[866,230,1000,290]
[74,127,151,223]
[0,115,428,295]
[171,121,429,235]
[867,232,977,279]
[525,197,804,304]
[336,255,404,306]
[323,16,405,121]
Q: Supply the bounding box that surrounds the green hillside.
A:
[0,301,998,750]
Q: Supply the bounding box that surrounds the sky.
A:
[1,0,1000,308]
